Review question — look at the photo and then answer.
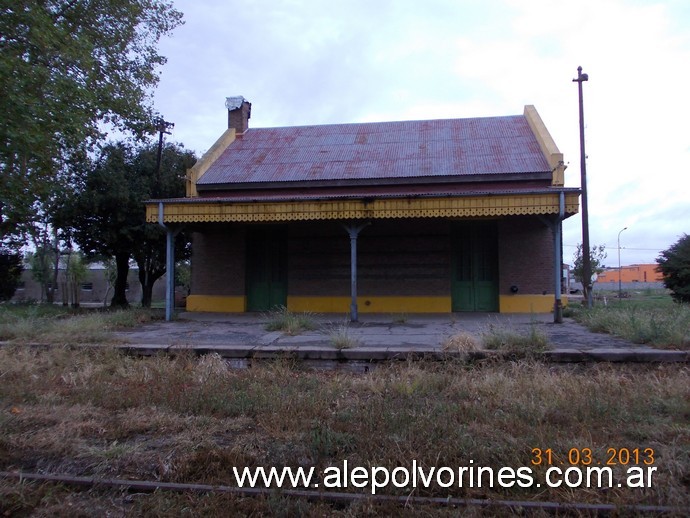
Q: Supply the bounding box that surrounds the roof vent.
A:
[226,96,251,134]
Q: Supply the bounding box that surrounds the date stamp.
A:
[531,447,655,466]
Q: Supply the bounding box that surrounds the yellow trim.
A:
[499,294,568,313]
[186,128,236,197]
[186,294,567,314]
[287,296,451,314]
[524,105,566,187]
[186,295,245,312]
[147,193,579,224]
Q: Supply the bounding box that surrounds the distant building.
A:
[596,264,663,284]
[12,264,167,305]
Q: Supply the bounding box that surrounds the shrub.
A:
[657,233,690,303]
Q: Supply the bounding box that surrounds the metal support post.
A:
[553,191,565,323]
[165,228,175,322]
[343,222,370,322]
[158,201,180,322]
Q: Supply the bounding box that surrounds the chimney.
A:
[226,96,251,134]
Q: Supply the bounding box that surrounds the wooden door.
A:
[451,222,498,312]
[246,226,288,311]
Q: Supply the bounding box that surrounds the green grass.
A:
[480,320,550,357]
[0,303,161,344]
[569,293,690,349]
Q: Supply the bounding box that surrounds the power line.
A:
[563,244,660,251]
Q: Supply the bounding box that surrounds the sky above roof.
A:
[152,0,690,266]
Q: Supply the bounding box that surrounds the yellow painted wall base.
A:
[499,295,568,313]
[185,294,566,314]
[186,295,245,313]
[287,296,451,314]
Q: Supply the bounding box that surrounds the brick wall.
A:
[288,219,450,297]
[498,216,554,295]
[190,217,555,300]
[190,224,245,296]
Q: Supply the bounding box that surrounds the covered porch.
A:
[146,189,578,321]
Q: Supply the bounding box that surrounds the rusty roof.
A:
[196,114,551,188]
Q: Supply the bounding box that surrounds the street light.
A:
[573,66,592,307]
[618,227,628,300]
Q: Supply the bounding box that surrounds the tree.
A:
[0,247,22,301]
[27,244,59,303]
[61,251,88,307]
[572,244,607,303]
[130,142,195,307]
[0,0,183,245]
[60,143,139,307]
[656,234,690,303]
[60,140,195,307]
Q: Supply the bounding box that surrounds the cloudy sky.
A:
[152,0,689,266]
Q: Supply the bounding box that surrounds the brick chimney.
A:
[226,96,251,134]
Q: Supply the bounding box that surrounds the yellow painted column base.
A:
[186,295,245,312]
[499,295,568,313]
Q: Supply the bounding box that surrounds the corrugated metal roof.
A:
[196,114,551,187]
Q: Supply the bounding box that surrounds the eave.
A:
[146,189,579,224]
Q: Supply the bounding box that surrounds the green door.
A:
[451,222,499,312]
[246,226,288,311]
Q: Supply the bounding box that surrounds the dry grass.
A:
[0,345,688,515]
[441,331,480,352]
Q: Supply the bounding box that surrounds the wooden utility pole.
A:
[573,66,592,307]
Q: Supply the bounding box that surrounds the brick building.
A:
[146,98,579,316]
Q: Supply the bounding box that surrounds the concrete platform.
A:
[110,312,689,364]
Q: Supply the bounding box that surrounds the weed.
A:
[328,321,359,349]
[263,306,316,335]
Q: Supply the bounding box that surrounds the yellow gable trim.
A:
[186,128,236,197]
[524,105,566,187]
[146,193,578,224]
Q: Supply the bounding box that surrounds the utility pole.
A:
[573,66,592,308]
[154,117,174,197]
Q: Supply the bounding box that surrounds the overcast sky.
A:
[152,0,689,267]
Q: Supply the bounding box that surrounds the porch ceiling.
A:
[146,191,579,224]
